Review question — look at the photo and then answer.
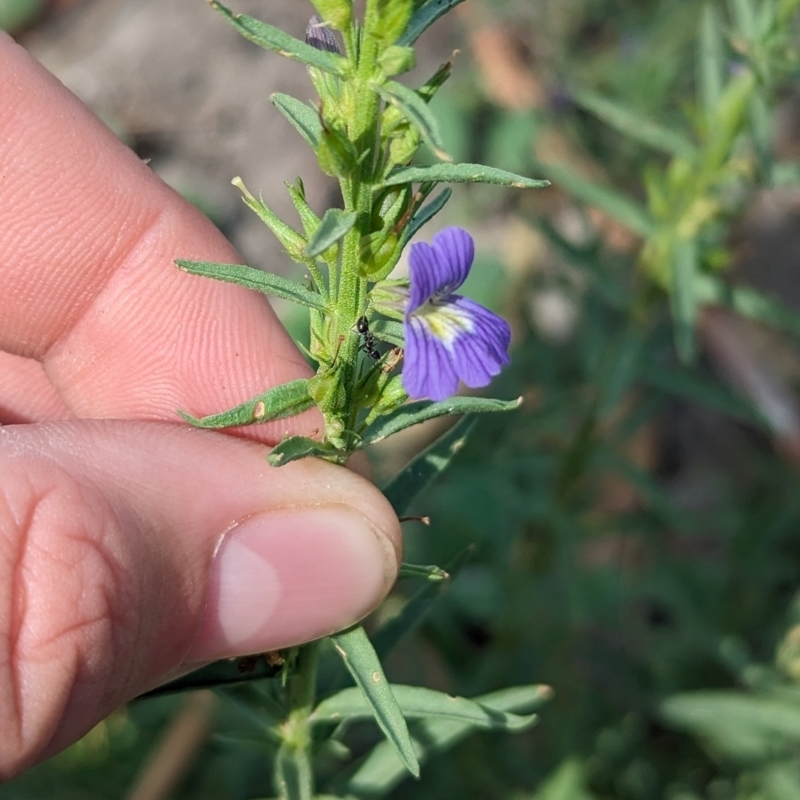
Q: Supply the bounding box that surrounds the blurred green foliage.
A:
[8,0,800,798]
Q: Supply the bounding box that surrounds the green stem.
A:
[275,642,320,800]
[326,31,383,452]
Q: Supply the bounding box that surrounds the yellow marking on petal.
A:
[412,301,474,347]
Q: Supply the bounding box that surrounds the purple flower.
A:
[402,227,511,401]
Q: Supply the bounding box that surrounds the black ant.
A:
[356,315,381,360]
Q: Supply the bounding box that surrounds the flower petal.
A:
[430,227,474,294]
[403,316,459,401]
[407,241,442,312]
[449,299,511,388]
[407,227,475,312]
[455,297,512,355]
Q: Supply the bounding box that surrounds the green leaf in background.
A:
[638,362,767,429]
[383,414,477,515]
[537,219,629,309]
[670,236,698,362]
[209,0,348,75]
[749,88,773,182]
[536,161,655,237]
[376,80,451,161]
[175,260,327,310]
[698,3,725,121]
[305,208,360,258]
[730,0,758,41]
[0,0,45,33]
[660,690,800,761]
[330,626,420,777]
[770,161,800,186]
[312,684,540,731]
[360,397,521,446]
[267,436,339,466]
[338,685,551,796]
[383,163,549,190]
[270,93,323,149]
[571,87,697,159]
[759,761,800,800]
[397,562,449,581]
[694,274,800,339]
[179,379,314,429]
[398,0,467,46]
[525,759,599,800]
[404,187,452,243]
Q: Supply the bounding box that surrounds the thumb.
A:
[0,420,400,778]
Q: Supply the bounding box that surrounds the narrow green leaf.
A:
[372,547,473,662]
[398,562,448,581]
[731,0,757,40]
[330,626,420,777]
[384,162,549,190]
[209,0,347,75]
[760,762,800,800]
[404,187,452,243]
[537,161,655,237]
[267,436,339,466]
[360,397,521,447]
[398,0,467,45]
[749,89,772,182]
[137,655,282,699]
[638,363,767,428]
[661,690,800,760]
[0,0,46,34]
[312,685,539,730]
[179,380,314,429]
[270,93,323,149]
[175,260,326,310]
[376,80,451,161]
[698,4,725,120]
[694,274,800,339]
[231,177,310,265]
[527,759,598,800]
[305,208,360,258]
[339,685,551,796]
[571,88,696,159]
[670,237,698,362]
[369,320,405,348]
[383,414,476,515]
[770,162,800,186]
[537,220,629,308]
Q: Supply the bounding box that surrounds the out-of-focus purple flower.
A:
[402,227,511,402]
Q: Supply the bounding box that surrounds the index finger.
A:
[0,32,318,442]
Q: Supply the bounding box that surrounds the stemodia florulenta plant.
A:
[167,1,553,796]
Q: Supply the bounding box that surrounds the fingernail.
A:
[188,505,397,661]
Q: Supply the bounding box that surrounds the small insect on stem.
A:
[356,315,381,360]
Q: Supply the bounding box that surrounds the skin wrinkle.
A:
[3,482,36,752]
[1,471,133,771]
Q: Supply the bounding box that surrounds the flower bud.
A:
[305,15,342,54]
[367,0,413,45]
[317,123,358,177]
[378,45,415,77]
[358,231,401,279]
[310,0,352,32]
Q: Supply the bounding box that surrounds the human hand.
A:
[0,31,401,778]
